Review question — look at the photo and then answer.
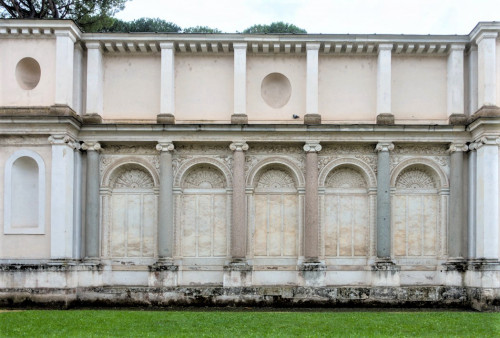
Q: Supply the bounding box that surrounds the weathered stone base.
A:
[0,286,491,310]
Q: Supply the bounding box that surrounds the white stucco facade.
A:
[0,20,499,310]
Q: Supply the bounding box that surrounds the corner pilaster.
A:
[84,42,103,123]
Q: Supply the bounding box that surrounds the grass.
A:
[0,309,499,337]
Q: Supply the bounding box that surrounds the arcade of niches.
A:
[0,20,499,310]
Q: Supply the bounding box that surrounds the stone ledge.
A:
[469,105,500,123]
[448,113,468,125]
[376,113,395,125]
[0,286,489,309]
[82,113,103,124]
[0,105,82,122]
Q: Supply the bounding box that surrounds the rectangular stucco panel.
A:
[103,55,160,120]
[392,56,447,121]
[247,55,306,122]
[175,55,233,122]
[319,56,377,122]
[0,145,51,259]
[0,38,56,106]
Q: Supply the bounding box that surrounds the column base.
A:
[304,114,321,125]
[443,259,468,272]
[231,114,248,124]
[448,113,468,125]
[149,261,178,287]
[223,260,252,287]
[467,258,500,271]
[82,113,103,124]
[371,259,400,286]
[376,113,395,125]
[157,114,175,124]
[299,261,326,287]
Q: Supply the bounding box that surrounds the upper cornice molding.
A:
[2,19,500,54]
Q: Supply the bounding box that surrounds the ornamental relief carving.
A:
[320,144,375,155]
[183,165,226,189]
[175,144,230,155]
[173,155,232,177]
[99,155,159,177]
[112,169,154,189]
[318,155,377,173]
[326,168,367,189]
[390,155,449,172]
[248,144,302,155]
[256,169,296,190]
[245,155,305,175]
[100,145,158,155]
[393,144,448,155]
[395,168,436,189]
[0,135,49,145]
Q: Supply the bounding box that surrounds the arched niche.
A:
[177,163,229,258]
[321,164,372,258]
[4,150,45,234]
[391,160,446,258]
[250,162,300,258]
[101,161,158,259]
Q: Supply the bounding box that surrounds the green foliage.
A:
[243,21,307,34]
[0,310,499,336]
[0,0,129,32]
[183,25,222,33]
[105,17,181,33]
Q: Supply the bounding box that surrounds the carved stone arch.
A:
[318,158,376,188]
[390,158,448,189]
[246,157,305,188]
[102,157,159,188]
[174,157,232,189]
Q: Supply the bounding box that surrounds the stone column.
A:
[447,45,466,124]
[81,141,101,259]
[229,142,249,260]
[475,136,500,260]
[467,142,478,259]
[448,143,469,258]
[232,44,248,124]
[303,142,322,260]
[85,43,104,123]
[375,142,394,260]
[54,30,76,108]
[158,43,175,124]
[48,135,77,259]
[305,43,321,124]
[156,142,175,260]
[476,32,498,108]
[377,44,394,125]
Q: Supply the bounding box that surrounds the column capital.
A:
[306,43,320,51]
[448,143,468,153]
[475,136,500,149]
[378,43,393,52]
[469,142,481,151]
[303,142,322,153]
[475,31,498,44]
[233,43,247,50]
[449,44,466,52]
[85,42,102,50]
[48,135,79,149]
[375,142,394,152]
[156,142,175,152]
[230,142,249,152]
[160,42,174,50]
[81,141,101,152]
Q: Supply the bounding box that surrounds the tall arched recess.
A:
[4,150,46,234]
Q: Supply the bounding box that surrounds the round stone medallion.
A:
[260,72,292,108]
[15,57,41,90]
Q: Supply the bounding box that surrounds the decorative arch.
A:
[246,157,305,188]
[102,157,159,188]
[174,157,232,189]
[390,158,448,189]
[319,158,376,188]
[4,149,46,234]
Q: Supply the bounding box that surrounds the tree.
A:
[105,17,181,33]
[0,0,128,32]
[243,21,306,34]
[183,26,221,34]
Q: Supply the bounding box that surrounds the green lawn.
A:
[0,310,499,337]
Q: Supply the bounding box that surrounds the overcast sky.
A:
[115,0,500,34]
